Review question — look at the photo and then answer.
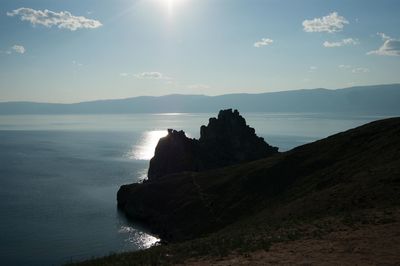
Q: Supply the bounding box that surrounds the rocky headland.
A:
[72,116,400,266]
[147,109,278,180]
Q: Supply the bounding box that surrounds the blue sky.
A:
[0,0,400,103]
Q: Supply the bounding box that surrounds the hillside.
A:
[72,117,400,265]
[2,84,400,114]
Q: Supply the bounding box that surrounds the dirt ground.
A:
[184,220,400,265]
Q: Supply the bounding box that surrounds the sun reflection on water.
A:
[118,226,160,249]
[128,130,168,160]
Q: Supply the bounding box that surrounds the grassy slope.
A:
[72,117,400,265]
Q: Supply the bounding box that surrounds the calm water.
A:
[0,113,391,265]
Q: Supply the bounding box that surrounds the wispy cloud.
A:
[351,67,370,73]
[308,66,318,72]
[377,32,391,40]
[338,64,351,69]
[303,12,348,33]
[338,65,369,73]
[134,72,170,80]
[254,38,273,48]
[1,44,26,55]
[323,38,358,48]
[72,60,83,67]
[12,45,25,54]
[7,8,102,31]
[367,33,400,56]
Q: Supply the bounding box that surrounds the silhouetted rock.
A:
[147,129,200,179]
[117,117,400,243]
[147,109,278,179]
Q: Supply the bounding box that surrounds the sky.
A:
[0,0,400,103]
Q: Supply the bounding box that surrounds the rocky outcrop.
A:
[147,129,200,179]
[147,109,278,179]
[117,117,400,242]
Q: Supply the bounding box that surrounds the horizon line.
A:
[1,83,399,105]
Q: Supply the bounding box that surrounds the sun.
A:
[165,0,183,6]
[160,0,186,15]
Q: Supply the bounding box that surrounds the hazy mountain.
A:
[1,84,399,115]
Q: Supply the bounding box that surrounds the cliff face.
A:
[198,109,277,168]
[147,129,200,179]
[147,109,278,179]
[118,117,400,242]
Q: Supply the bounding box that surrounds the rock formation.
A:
[147,109,278,179]
[147,129,200,179]
[117,117,400,244]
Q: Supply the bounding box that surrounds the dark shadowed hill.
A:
[117,117,400,241]
[73,117,400,266]
[2,84,400,114]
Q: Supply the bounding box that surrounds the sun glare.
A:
[159,0,186,15]
[129,130,168,160]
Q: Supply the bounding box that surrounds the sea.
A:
[0,112,392,265]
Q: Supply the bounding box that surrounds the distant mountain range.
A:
[1,84,399,115]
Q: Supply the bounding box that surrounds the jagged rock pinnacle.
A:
[148,109,278,179]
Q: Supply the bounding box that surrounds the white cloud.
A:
[254,38,273,48]
[367,33,400,56]
[351,67,370,73]
[323,38,358,48]
[1,45,26,55]
[7,8,102,31]
[134,72,169,80]
[12,45,25,54]
[377,32,391,40]
[303,12,349,33]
